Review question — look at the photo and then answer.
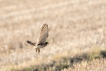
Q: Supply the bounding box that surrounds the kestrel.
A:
[27,24,49,53]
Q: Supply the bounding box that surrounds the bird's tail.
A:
[27,40,36,46]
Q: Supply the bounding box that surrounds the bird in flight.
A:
[27,24,49,53]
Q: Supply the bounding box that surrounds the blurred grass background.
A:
[0,0,106,71]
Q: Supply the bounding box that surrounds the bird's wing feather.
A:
[38,24,48,44]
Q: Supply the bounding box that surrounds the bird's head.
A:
[46,42,49,45]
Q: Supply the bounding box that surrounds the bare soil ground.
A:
[0,0,106,71]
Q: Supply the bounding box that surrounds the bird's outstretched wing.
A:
[27,40,36,46]
[37,24,48,44]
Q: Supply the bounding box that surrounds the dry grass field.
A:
[0,0,106,71]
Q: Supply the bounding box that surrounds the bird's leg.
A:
[38,48,40,53]
[36,48,40,53]
[36,48,37,52]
